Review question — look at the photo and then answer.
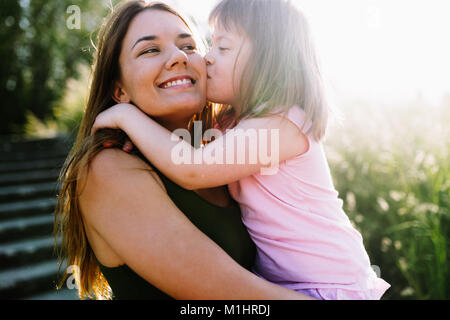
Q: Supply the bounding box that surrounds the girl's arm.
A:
[92,103,309,190]
[79,148,314,299]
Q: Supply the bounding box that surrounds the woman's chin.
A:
[180,97,207,112]
[169,93,205,107]
[171,99,206,117]
[140,95,205,115]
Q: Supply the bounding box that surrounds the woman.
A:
[55,1,312,300]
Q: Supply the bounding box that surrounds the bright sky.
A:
[162,0,450,105]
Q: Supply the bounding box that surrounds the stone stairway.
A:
[0,136,79,300]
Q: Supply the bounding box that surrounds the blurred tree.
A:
[1,0,25,134]
[0,0,119,135]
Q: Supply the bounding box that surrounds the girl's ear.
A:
[112,81,131,103]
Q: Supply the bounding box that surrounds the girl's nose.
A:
[165,48,188,70]
[204,51,214,65]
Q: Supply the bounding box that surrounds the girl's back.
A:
[228,106,390,299]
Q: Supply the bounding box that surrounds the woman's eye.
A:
[182,45,197,52]
[219,47,228,51]
[140,48,159,55]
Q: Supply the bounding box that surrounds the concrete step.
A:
[0,149,70,164]
[0,136,69,152]
[24,287,79,300]
[0,158,65,174]
[0,137,72,163]
[0,236,58,270]
[0,136,76,299]
[0,182,58,203]
[0,260,61,299]
[0,169,61,187]
[0,214,54,243]
[0,198,57,221]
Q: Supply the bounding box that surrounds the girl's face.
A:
[117,10,207,125]
[205,24,251,106]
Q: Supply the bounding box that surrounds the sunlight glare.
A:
[162,0,450,105]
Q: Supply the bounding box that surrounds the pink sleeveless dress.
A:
[227,106,390,299]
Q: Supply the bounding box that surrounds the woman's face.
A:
[204,24,251,106]
[116,10,207,125]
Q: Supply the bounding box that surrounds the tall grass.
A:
[324,98,450,299]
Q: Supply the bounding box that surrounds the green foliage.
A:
[0,0,119,135]
[325,99,450,299]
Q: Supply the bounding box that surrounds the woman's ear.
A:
[113,81,131,104]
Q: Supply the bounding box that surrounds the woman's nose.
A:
[165,48,188,70]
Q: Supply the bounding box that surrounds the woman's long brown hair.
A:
[54,0,213,300]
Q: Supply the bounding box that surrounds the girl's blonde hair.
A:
[210,0,329,141]
[54,0,212,300]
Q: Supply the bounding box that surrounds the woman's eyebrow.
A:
[132,33,193,50]
[178,33,193,39]
[132,35,158,50]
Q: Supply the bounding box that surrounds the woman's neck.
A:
[155,116,191,132]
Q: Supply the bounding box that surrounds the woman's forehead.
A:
[125,10,191,46]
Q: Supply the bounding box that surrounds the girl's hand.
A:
[103,139,135,153]
[91,103,136,135]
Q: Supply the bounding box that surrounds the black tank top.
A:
[97,166,256,300]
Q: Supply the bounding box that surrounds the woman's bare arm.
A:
[78,149,313,300]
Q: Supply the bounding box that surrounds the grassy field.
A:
[324,98,450,299]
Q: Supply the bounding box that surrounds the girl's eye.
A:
[219,47,228,51]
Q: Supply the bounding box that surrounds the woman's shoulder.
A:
[78,148,166,197]
[92,148,151,172]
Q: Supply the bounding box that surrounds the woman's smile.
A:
[158,75,196,90]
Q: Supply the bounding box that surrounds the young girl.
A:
[92,0,390,300]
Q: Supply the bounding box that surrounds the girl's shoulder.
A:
[251,104,312,135]
[261,105,313,160]
[276,105,312,136]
